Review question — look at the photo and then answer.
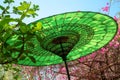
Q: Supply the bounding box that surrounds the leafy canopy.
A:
[0,0,42,64]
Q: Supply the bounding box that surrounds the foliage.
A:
[0,0,41,79]
[0,64,22,80]
[0,0,42,64]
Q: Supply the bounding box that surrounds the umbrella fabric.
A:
[14,11,117,66]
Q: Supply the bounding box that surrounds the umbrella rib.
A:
[69,13,87,27]
[67,12,79,26]
[37,51,61,65]
[52,52,58,64]
[69,13,92,27]
[37,50,49,62]
[63,13,67,25]
[60,13,67,33]
[62,12,79,32]
[43,19,58,36]
[37,49,60,63]
[54,15,61,35]
[33,52,49,65]
[54,16,58,27]
[22,57,31,65]
[27,46,49,65]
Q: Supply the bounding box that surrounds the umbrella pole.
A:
[63,58,71,80]
[59,39,71,80]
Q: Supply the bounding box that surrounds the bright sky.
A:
[0,0,120,23]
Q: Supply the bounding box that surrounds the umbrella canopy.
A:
[11,11,118,66]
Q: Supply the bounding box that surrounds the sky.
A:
[0,0,120,24]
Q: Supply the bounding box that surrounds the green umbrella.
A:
[5,11,119,80]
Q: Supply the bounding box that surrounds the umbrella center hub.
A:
[52,36,69,44]
[40,31,80,57]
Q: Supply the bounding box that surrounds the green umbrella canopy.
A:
[7,11,118,66]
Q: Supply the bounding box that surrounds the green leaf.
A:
[17,11,23,15]
[19,22,28,33]
[6,6,10,10]
[32,22,42,32]
[19,54,26,60]
[26,15,31,17]
[0,5,5,10]
[26,41,34,48]
[20,26,27,33]
[5,15,10,18]
[3,24,12,30]
[31,13,38,18]
[33,4,39,11]
[6,35,19,46]
[0,18,15,25]
[10,48,21,52]
[17,1,30,11]
[14,75,19,79]
[0,25,3,32]
[12,68,20,72]
[2,32,11,41]
[13,6,18,14]
[4,52,11,57]
[28,55,36,63]
[17,6,26,11]
[25,34,34,41]
[27,9,35,14]
[13,41,22,47]
[24,50,32,54]
[4,0,14,4]
[36,22,42,28]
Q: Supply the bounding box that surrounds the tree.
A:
[0,0,42,64]
[0,0,41,79]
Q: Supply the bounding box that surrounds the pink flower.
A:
[114,42,119,48]
[100,48,108,54]
[101,3,110,12]
[38,77,41,80]
[78,57,85,62]
[90,52,96,58]
[109,40,114,47]
[60,67,66,73]
[114,16,118,21]
[119,30,120,35]
[102,6,109,12]
[56,74,67,80]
